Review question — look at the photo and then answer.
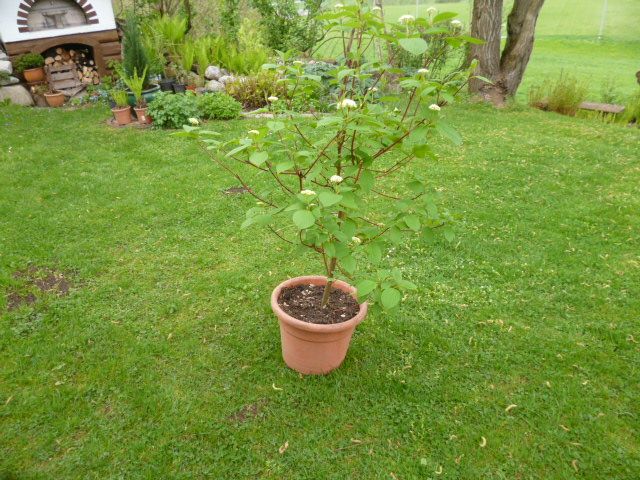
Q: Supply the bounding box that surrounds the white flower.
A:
[451,19,463,28]
[292,60,304,66]
[334,3,344,9]
[372,6,381,12]
[267,96,279,102]
[337,98,358,109]
[248,130,260,135]
[399,14,415,24]
[368,86,378,92]
[300,189,316,196]
[188,117,199,125]
[351,236,362,244]
[393,107,400,113]
[417,68,429,75]
[429,103,441,111]
[330,175,343,184]
[426,6,437,16]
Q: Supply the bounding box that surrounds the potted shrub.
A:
[110,89,132,125]
[14,53,45,84]
[122,11,159,105]
[122,67,149,124]
[180,2,475,374]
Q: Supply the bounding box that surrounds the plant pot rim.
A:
[112,105,131,112]
[44,92,63,97]
[271,275,367,334]
[24,66,44,72]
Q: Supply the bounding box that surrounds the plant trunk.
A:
[468,0,545,106]
[321,257,337,308]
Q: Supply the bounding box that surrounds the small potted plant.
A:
[122,67,149,124]
[42,88,65,107]
[159,63,177,92]
[173,67,187,93]
[110,89,132,125]
[14,53,45,84]
[180,2,476,374]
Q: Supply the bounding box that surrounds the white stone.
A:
[0,75,19,86]
[205,79,225,92]
[204,65,223,80]
[0,85,34,106]
[0,51,8,61]
[0,60,12,75]
[218,75,235,85]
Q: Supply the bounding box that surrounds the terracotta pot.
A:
[44,92,65,107]
[134,106,149,124]
[271,275,367,375]
[186,85,196,92]
[112,106,132,125]
[23,67,45,84]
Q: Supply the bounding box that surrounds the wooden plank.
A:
[579,102,625,114]
[50,70,77,81]
[4,30,120,57]
[101,41,121,57]
[53,78,83,90]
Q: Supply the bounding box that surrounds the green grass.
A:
[1,103,639,478]
[321,0,640,101]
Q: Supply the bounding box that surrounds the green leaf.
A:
[341,256,356,275]
[317,116,342,127]
[412,144,431,158]
[433,12,458,23]
[380,287,401,309]
[435,122,463,146]
[443,226,455,242]
[267,121,285,132]
[292,210,315,229]
[404,214,421,231]
[318,192,343,207]
[276,160,295,173]
[356,279,377,297]
[398,38,428,56]
[359,170,375,193]
[249,151,268,166]
[408,180,425,194]
[389,226,403,244]
[365,243,383,263]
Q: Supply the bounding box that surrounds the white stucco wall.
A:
[0,0,116,44]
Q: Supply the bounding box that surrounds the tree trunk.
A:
[468,0,545,106]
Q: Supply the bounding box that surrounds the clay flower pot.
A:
[23,67,45,84]
[271,275,367,375]
[44,91,65,107]
[134,106,149,124]
[111,106,132,126]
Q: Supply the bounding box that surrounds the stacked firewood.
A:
[44,47,100,85]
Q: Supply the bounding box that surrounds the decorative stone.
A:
[218,75,235,85]
[204,65,223,80]
[205,79,225,92]
[0,75,20,86]
[0,51,8,61]
[0,60,13,75]
[0,85,35,106]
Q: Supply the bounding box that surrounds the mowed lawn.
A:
[1,102,639,478]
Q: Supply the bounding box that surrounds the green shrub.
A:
[13,53,44,75]
[225,70,287,109]
[147,91,199,128]
[196,35,269,75]
[197,93,242,120]
[110,89,129,108]
[122,11,151,87]
[546,72,588,116]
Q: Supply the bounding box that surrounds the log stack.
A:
[44,47,100,85]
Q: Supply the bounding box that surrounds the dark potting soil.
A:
[278,284,360,325]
